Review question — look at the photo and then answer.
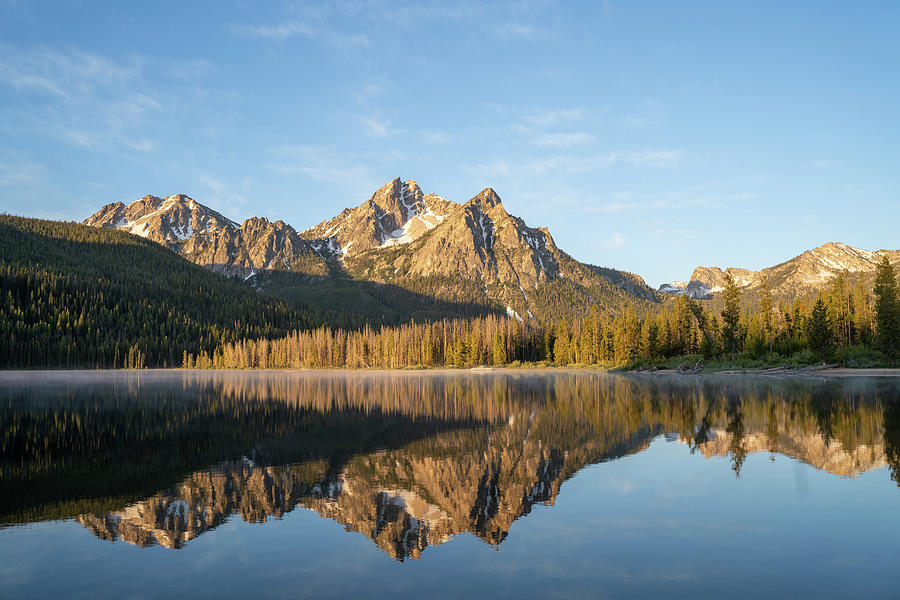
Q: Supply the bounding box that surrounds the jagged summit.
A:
[84,194,327,278]
[468,187,503,209]
[84,194,237,247]
[83,178,658,320]
[659,241,900,298]
[301,178,458,256]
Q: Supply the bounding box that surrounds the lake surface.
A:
[1,369,899,599]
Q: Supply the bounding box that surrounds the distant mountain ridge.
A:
[660,241,900,299]
[83,194,329,278]
[82,187,900,313]
[84,178,658,320]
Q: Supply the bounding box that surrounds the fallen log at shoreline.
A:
[677,359,704,375]
[756,363,840,376]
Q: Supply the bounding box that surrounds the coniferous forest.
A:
[0,216,318,368]
[2,214,898,370]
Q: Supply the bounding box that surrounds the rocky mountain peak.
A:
[84,193,237,247]
[660,241,900,299]
[469,187,503,209]
[808,241,878,265]
[302,177,458,257]
[83,194,327,278]
[83,179,659,319]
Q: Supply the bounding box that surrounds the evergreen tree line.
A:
[189,256,899,369]
[184,315,546,369]
[0,216,323,368]
[545,256,900,368]
[2,215,898,370]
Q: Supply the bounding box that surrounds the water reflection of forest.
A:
[2,371,898,560]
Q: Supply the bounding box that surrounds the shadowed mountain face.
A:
[2,371,899,561]
[83,179,657,321]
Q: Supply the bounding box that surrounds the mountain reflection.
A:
[1,370,898,561]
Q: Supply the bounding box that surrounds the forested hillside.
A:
[247,270,500,325]
[0,216,322,368]
[3,214,898,371]
[184,260,900,370]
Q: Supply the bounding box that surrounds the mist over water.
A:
[2,370,899,598]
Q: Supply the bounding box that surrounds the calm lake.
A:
[1,369,899,599]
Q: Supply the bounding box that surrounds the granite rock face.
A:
[84,194,328,277]
[84,179,658,319]
[660,242,900,298]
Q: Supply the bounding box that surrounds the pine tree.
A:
[645,320,659,360]
[807,298,834,362]
[721,273,742,363]
[491,331,507,365]
[760,277,774,354]
[852,281,872,344]
[874,256,899,365]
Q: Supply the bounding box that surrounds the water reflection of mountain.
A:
[692,428,886,477]
[1,371,899,560]
[76,418,657,559]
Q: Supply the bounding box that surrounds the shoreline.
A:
[624,367,900,378]
[0,365,898,380]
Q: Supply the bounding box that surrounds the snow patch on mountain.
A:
[506,306,523,322]
[379,207,448,248]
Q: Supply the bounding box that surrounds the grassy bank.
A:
[618,344,894,373]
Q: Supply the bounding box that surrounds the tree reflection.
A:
[726,397,746,477]
[0,371,898,559]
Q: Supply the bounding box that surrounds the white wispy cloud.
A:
[592,201,640,213]
[233,21,314,40]
[360,116,397,137]
[626,150,682,167]
[0,158,45,188]
[0,45,234,163]
[270,144,382,201]
[522,108,583,127]
[421,129,451,145]
[361,83,383,97]
[0,46,139,100]
[498,23,536,36]
[602,232,626,249]
[0,46,167,155]
[535,132,596,148]
[650,226,697,249]
[467,150,682,178]
[231,19,368,48]
[615,116,652,127]
[196,174,249,221]
[495,23,550,39]
[166,59,214,82]
[486,104,586,132]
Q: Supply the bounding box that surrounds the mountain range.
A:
[84,179,658,322]
[659,241,900,299]
[84,179,898,317]
[6,370,893,559]
[73,406,887,558]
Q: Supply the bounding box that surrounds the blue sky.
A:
[0,1,897,286]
